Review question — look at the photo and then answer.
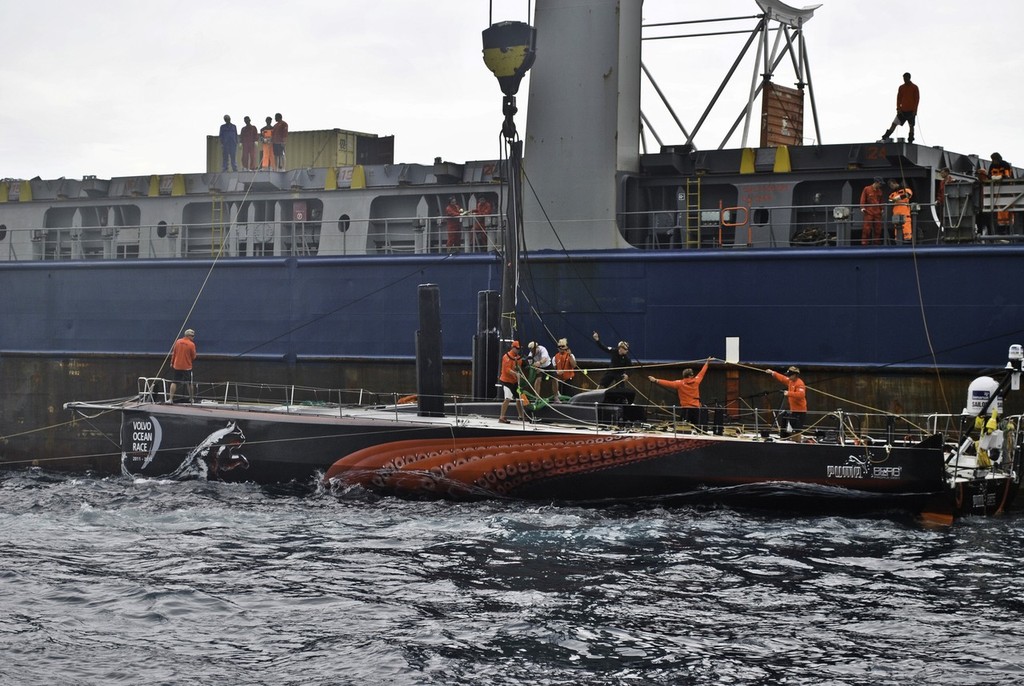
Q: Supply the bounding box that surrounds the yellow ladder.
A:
[211,195,225,256]
[684,177,702,248]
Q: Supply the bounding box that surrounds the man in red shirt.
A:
[168,328,197,403]
[272,113,289,170]
[882,72,920,144]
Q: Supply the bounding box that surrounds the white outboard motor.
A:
[964,376,1002,417]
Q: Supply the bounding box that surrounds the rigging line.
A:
[895,153,951,415]
[232,252,463,358]
[153,167,265,378]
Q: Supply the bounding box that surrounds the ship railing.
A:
[0,211,508,262]
[622,197,1014,249]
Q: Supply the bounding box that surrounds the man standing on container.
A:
[239,116,259,171]
[260,117,275,170]
[858,177,885,245]
[219,115,238,172]
[766,365,806,440]
[168,329,197,403]
[881,72,919,144]
[272,113,289,171]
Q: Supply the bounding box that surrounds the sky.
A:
[2,0,1022,181]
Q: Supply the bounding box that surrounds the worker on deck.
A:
[648,357,711,427]
[766,365,807,440]
[859,177,886,246]
[497,340,526,423]
[982,153,1015,234]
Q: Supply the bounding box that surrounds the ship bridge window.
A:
[338,214,350,233]
[157,221,168,238]
[0,224,6,241]
[752,208,769,225]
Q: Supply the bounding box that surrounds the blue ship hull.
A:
[4,245,1020,370]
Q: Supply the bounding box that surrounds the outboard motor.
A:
[964,376,1002,417]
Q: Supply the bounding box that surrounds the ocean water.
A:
[1,470,1023,686]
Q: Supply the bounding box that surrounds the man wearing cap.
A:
[497,340,526,423]
[527,341,553,397]
[766,365,807,440]
[592,331,632,389]
[553,338,578,398]
[168,329,197,403]
[859,177,886,246]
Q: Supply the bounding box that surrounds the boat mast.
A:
[482,20,536,342]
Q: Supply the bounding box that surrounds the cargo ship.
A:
[3,0,1023,474]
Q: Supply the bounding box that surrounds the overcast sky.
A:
[2,0,1022,180]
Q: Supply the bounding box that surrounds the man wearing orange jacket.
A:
[882,72,919,144]
[553,338,577,397]
[648,357,711,426]
[766,365,806,440]
[497,340,526,423]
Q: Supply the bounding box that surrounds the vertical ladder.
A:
[684,177,702,248]
[210,195,225,256]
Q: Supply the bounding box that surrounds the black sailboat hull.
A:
[117,402,959,516]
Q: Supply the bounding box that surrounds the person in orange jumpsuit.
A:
[887,178,914,242]
[497,340,526,423]
[766,365,807,439]
[444,197,464,249]
[259,117,275,170]
[987,152,1015,234]
[168,328,197,403]
[648,357,711,426]
[882,72,919,143]
[472,196,494,251]
[553,338,578,398]
[859,177,885,246]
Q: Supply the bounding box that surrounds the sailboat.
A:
[63,15,1023,523]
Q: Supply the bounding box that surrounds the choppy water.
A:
[1,470,1023,686]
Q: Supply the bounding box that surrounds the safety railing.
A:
[0,211,506,262]
[622,199,1024,249]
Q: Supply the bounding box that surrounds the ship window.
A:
[0,224,6,241]
[157,221,168,238]
[753,209,769,225]
[338,214,350,233]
